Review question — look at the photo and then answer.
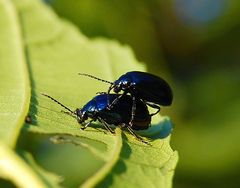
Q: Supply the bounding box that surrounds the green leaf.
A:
[0,141,61,188]
[0,0,30,148]
[1,0,178,187]
[90,132,178,188]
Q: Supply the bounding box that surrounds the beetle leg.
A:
[107,84,114,94]
[145,102,161,116]
[107,85,114,106]
[129,96,136,127]
[107,92,125,110]
[126,125,149,145]
[81,120,94,130]
[98,117,115,134]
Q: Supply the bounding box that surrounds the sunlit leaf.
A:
[0,0,30,148]
[0,0,178,187]
[0,141,61,188]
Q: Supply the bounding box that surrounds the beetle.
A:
[42,93,151,143]
[79,71,173,125]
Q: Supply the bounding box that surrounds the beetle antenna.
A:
[41,93,76,115]
[78,73,114,85]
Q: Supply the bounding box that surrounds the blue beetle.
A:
[79,71,173,125]
[42,93,151,143]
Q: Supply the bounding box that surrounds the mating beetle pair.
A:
[43,93,151,143]
[43,71,173,143]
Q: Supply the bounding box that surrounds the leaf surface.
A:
[0,141,61,188]
[0,0,30,148]
[1,0,178,187]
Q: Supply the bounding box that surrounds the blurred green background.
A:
[43,0,240,187]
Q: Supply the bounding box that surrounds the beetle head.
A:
[75,108,88,123]
[113,83,122,93]
[113,76,131,93]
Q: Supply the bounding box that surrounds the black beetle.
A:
[42,93,151,143]
[79,71,173,124]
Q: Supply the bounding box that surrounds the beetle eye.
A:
[75,108,81,116]
[126,81,131,86]
[113,85,121,93]
[82,112,87,119]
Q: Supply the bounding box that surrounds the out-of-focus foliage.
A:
[51,0,240,187]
